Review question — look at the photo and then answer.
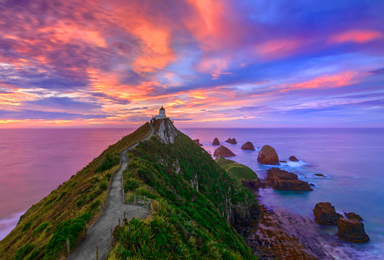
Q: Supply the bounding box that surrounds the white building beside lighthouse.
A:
[155,106,167,120]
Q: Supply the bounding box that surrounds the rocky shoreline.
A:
[233,188,361,260]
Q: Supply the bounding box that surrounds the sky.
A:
[0,0,384,128]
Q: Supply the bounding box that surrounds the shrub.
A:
[135,186,158,199]
[99,181,108,191]
[15,243,34,260]
[123,178,142,192]
[34,222,49,235]
[44,213,90,259]
[27,244,46,260]
[95,153,120,173]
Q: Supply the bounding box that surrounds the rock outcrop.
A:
[214,145,236,157]
[345,212,363,221]
[337,218,369,243]
[241,141,255,151]
[157,119,178,144]
[289,156,298,162]
[230,203,260,237]
[212,138,220,145]
[225,138,237,144]
[313,202,341,225]
[266,168,312,191]
[314,174,326,177]
[257,145,279,165]
[193,139,203,146]
[230,203,260,227]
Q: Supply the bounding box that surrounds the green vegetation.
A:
[15,243,34,260]
[96,153,120,173]
[0,123,151,260]
[44,213,90,259]
[109,119,258,259]
[215,155,259,182]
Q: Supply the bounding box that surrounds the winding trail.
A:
[67,123,155,260]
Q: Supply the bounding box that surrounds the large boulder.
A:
[193,139,203,146]
[289,156,299,162]
[257,145,279,165]
[337,218,369,243]
[214,145,236,157]
[225,138,237,144]
[345,212,363,221]
[241,141,255,151]
[212,138,220,145]
[313,202,341,225]
[266,168,312,191]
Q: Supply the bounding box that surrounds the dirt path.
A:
[67,123,155,260]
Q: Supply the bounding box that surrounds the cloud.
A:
[329,30,383,44]
[0,0,384,127]
[0,109,109,120]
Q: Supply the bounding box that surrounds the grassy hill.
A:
[1,119,260,259]
[215,155,259,182]
[107,119,258,259]
[0,123,151,260]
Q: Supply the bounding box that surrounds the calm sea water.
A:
[0,127,383,259]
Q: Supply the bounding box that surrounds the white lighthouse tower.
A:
[155,106,167,120]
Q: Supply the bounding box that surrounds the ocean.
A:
[0,127,383,259]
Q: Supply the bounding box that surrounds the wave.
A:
[0,212,25,241]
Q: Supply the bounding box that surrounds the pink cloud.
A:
[329,30,383,44]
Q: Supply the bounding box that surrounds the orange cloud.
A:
[281,71,359,92]
[329,30,383,44]
[39,25,107,47]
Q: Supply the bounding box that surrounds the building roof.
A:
[160,106,165,110]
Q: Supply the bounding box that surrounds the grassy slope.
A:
[108,119,258,259]
[0,123,151,260]
[215,156,259,182]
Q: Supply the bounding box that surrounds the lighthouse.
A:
[155,106,167,120]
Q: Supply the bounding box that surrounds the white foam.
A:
[0,212,25,241]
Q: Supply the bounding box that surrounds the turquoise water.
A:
[182,128,384,259]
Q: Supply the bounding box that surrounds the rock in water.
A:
[337,218,369,242]
[289,156,299,162]
[345,212,363,221]
[241,141,255,151]
[225,138,237,144]
[313,202,340,225]
[257,145,279,165]
[266,168,312,191]
[214,145,236,157]
[212,138,220,145]
[193,139,203,146]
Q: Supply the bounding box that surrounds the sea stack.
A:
[266,168,312,191]
[193,139,203,146]
[241,142,255,151]
[289,156,299,162]
[337,218,369,243]
[225,138,237,144]
[214,145,236,157]
[313,202,341,225]
[345,212,363,221]
[257,145,279,165]
[212,138,220,146]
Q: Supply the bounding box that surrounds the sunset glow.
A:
[0,0,383,127]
